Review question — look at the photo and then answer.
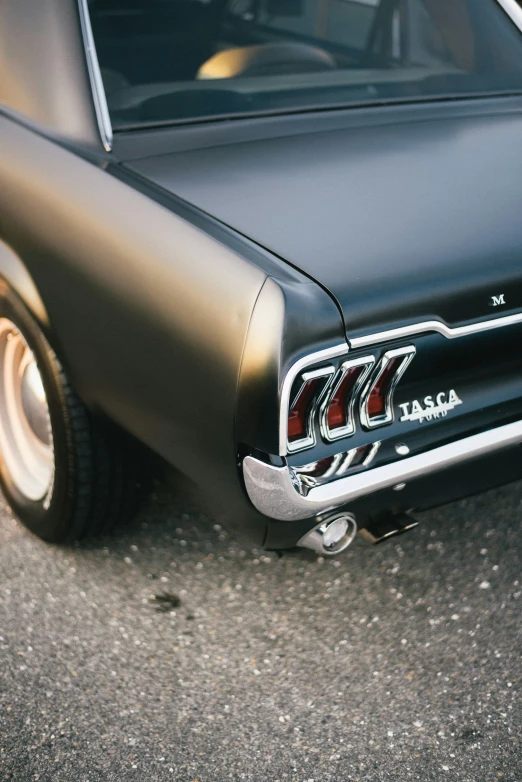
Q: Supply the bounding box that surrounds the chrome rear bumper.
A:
[243,419,522,521]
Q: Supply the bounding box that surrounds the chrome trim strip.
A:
[360,346,415,429]
[279,343,348,455]
[78,0,113,152]
[244,419,522,521]
[287,366,336,453]
[349,312,522,349]
[319,355,375,442]
[496,0,522,32]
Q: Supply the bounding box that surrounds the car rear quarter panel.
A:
[0,116,276,517]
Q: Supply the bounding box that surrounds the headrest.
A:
[197,42,336,80]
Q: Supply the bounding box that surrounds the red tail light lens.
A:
[287,367,335,451]
[327,366,367,429]
[320,357,375,441]
[361,346,416,429]
[288,378,322,442]
[366,357,403,418]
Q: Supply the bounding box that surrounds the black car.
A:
[1,0,522,556]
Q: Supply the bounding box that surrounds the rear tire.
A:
[0,284,149,542]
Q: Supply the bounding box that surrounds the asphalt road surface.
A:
[1,474,521,782]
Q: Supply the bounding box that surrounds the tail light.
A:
[283,344,415,454]
[287,367,335,452]
[360,346,415,429]
[320,356,374,441]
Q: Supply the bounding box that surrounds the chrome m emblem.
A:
[490,294,506,307]
[399,389,462,424]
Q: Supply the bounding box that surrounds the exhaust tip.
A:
[298,512,357,556]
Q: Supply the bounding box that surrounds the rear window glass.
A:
[88,0,522,128]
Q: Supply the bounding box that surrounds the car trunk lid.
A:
[124,103,522,338]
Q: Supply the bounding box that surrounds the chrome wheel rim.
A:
[0,319,54,503]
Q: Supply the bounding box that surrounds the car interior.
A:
[87,0,522,126]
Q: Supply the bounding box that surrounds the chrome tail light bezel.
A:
[286,365,336,453]
[280,342,416,455]
[359,345,416,430]
[319,355,375,442]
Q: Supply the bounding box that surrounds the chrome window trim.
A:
[279,343,348,455]
[360,346,416,429]
[287,365,336,453]
[78,0,113,152]
[319,355,375,442]
[495,0,522,32]
[244,418,522,521]
[349,312,522,349]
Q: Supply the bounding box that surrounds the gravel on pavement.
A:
[0,475,521,781]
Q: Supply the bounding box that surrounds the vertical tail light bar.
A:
[287,366,335,452]
[320,356,375,441]
[360,345,415,429]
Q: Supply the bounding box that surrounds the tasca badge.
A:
[399,390,462,424]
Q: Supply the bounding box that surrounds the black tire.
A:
[0,284,149,542]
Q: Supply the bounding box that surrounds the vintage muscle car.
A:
[1,0,522,555]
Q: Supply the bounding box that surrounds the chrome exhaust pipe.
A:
[297,512,357,556]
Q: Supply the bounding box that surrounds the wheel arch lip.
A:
[0,240,50,329]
